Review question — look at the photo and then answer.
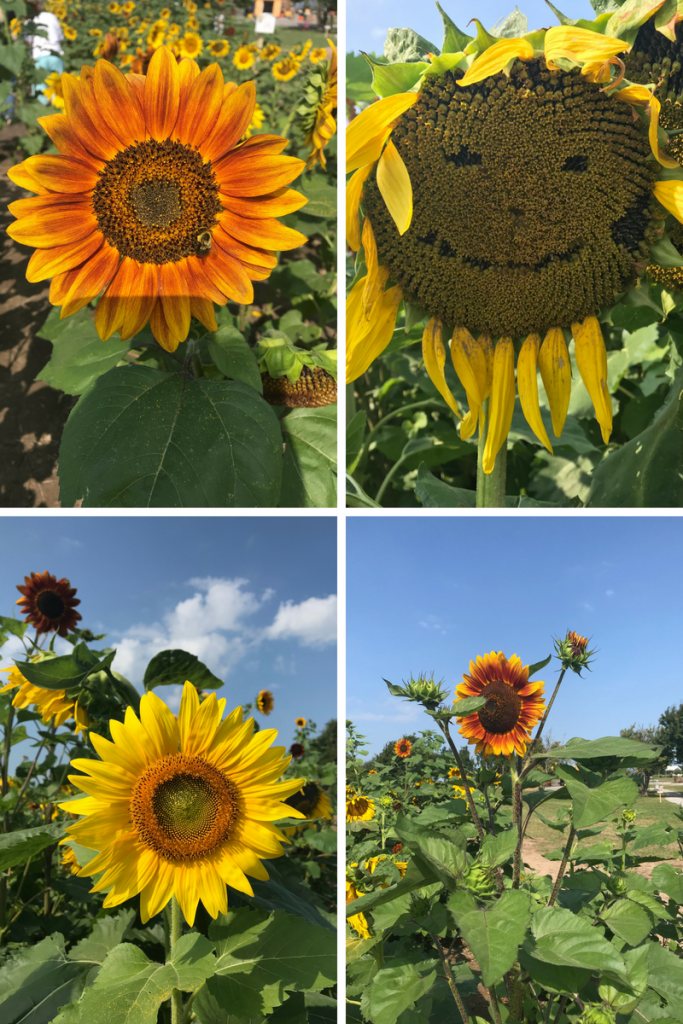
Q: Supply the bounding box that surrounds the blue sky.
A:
[2,517,336,773]
[347,517,679,756]
[347,0,598,56]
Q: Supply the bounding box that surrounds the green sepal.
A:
[255,334,337,385]
[437,1,474,53]
[522,28,549,54]
[421,52,467,78]
[492,6,528,38]
[404,300,427,333]
[545,1,614,31]
[650,232,683,267]
[656,165,683,181]
[654,0,683,41]
[363,52,427,98]
[383,27,439,64]
[606,0,664,40]
[464,18,500,56]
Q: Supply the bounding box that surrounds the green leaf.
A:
[447,890,531,987]
[0,933,89,1024]
[208,327,263,393]
[525,906,629,983]
[36,307,130,396]
[204,908,336,1018]
[365,54,427,98]
[646,942,683,1019]
[629,821,676,850]
[416,465,476,507]
[15,644,115,691]
[607,0,671,37]
[0,42,26,76]
[437,2,474,52]
[142,649,223,692]
[651,862,683,902]
[68,910,136,964]
[586,360,683,507]
[55,935,216,1024]
[599,943,649,1014]
[479,829,518,869]
[451,695,487,716]
[346,858,438,917]
[383,27,439,63]
[298,176,336,219]
[527,655,552,679]
[491,7,529,37]
[279,406,336,508]
[0,821,66,871]
[600,898,654,946]
[58,366,282,508]
[649,231,683,268]
[361,964,437,1024]
[530,735,661,766]
[0,616,28,638]
[563,775,638,828]
[346,410,367,471]
[398,832,467,888]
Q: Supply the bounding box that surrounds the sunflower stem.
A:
[438,722,486,842]
[170,896,183,1024]
[547,825,575,907]
[520,669,566,782]
[488,984,503,1024]
[432,933,470,1024]
[476,401,507,508]
[510,765,523,889]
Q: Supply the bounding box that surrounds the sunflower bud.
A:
[403,674,450,709]
[608,872,629,895]
[621,808,637,825]
[464,864,498,899]
[554,630,595,675]
[582,1006,616,1024]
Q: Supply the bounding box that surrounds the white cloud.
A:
[264,595,337,648]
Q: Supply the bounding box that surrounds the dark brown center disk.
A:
[478,680,522,734]
[36,590,66,620]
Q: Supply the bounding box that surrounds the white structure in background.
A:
[255,12,276,33]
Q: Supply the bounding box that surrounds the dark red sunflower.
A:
[289,742,305,759]
[395,738,412,758]
[453,652,545,758]
[16,571,82,637]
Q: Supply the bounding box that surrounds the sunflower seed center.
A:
[130,179,182,229]
[478,680,522,735]
[36,590,66,620]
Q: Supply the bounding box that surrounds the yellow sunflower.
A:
[176,30,201,58]
[346,792,375,822]
[309,47,327,64]
[89,27,102,36]
[447,766,461,779]
[63,24,78,39]
[61,845,81,874]
[284,781,332,821]
[303,39,336,171]
[122,0,135,11]
[233,45,255,70]
[184,0,197,10]
[346,877,371,939]
[42,71,69,109]
[394,737,411,758]
[256,689,274,715]
[207,39,230,58]
[1,666,89,733]
[57,682,305,925]
[107,1,120,11]
[259,43,280,61]
[167,22,180,35]
[159,5,170,16]
[295,716,306,728]
[346,23,683,478]
[185,15,199,30]
[147,19,166,47]
[272,57,299,82]
[6,47,307,354]
[453,652,546,758]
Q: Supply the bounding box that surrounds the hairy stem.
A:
[433,934,470,1024]
[548,826,576,907]
[508,961,524,1022]
[439,722,485,842]
[170,896,183,1024]
[488,984,503,1024]
[511,766,523,889]
[553,996,568,1024]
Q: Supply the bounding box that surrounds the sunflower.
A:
[122,0,135,11]
[1,666,89,733]
[284,781,332,821]
[260,43,280,61]
[16,570,81,636]
[233,45,255,70]
[42,71,69,109]
[185,15,199,30]
[57,682,305,925]
[147,20,166,47]
[89,27,102,36]
[176,30,201,58]
[107,1,120,11]
[159,5,170,16]
[272,57,299,82]
[289,742,305,758]
[295,717,306,728]
[346,20,683,482]
[207,39,230,58]
[367,769,377,775]
[394,738,411,758]
[243,101,264,139]
[63,24,77,39]
[185,0,197,10]
[302,39,336,171]
[167,22,181,35]
[346,877,371,939]
[7,48,307,354]
[256,689,274,715]
[447,766,462,779]
[61,845,81,874]
[346,792,375,822]
[453,652,545,758]
[309,47,328,64]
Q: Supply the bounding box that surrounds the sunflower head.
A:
[453,652,546,758]
[16,571,82,636]
[256,689,274,715]
[394,738,412,758]
[295,717,306,728]
[284,781,332,821]
[272,57,299,82]
[233,45,254,70]
[289,742,305,759]
[58,682,304,925]
[554,630,595,675]
[388,672,449,709]
[346,792,375,822]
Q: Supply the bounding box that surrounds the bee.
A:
[196,229,212,253]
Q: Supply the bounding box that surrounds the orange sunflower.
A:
[394,738,411,758]
[453,652,545,758]
[6,47,307,353]
[16,570,82,636]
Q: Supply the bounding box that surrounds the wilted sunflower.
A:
[346,791,375,821]
[347,17,683,477]
[301,39,337,171]
[7,48,307,353]
[233,45,254,70]
[273,58,299,82]
[58,682,304,925]
[453,652,545,757]
[295,716,306,728]
[1,666,89,733]
[394,737,411,757]
[256,689,274,715]
[16,570,81,636]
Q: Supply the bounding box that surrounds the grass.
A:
[524,795,683,862]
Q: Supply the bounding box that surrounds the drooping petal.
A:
[572,315,612,444]
[458,38,534,87]
[158,260,191,344]
[347,275,402,382]
[376,140,412,235]
[544,25,629,71]
[346,91,419,174]
[346,164,373,251]
[537,326,571,438]
[482,337,515,475]
[450,327,491,439]
[422,318,461,419]
[94,257,137,341]
[149,298,180,353]
[516,333,552,453]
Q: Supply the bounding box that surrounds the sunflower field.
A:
[346,1,683,509]
[346,636,683,1024]
[0,5,337,508]
[0,571,337,1024]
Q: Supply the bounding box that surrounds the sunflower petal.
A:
[144,44,180,142]
[376,140,412,235]
[516,333,553,453]
[482,337,515,475]
[537,327,571,438]
[422,318,461,418]
[346,164,373,251]
[458,38,533,87]
[347,92,418,174]
[572,315,612,444]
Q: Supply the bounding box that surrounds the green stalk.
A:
[520,669,566,781]
[508,961,525,1022]
[170,896,183,1024]
[511,764,523,889]
[432,934,470,1024]
[0,705,15,939]
[438,722,485,842]
[476,401,507,508]
[547,825,575,907]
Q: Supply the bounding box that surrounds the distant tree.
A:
[308,718,336,764]
[657,705,683,766]
[620,722,664,794]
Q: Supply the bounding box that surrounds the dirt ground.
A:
[0,123,74,508]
